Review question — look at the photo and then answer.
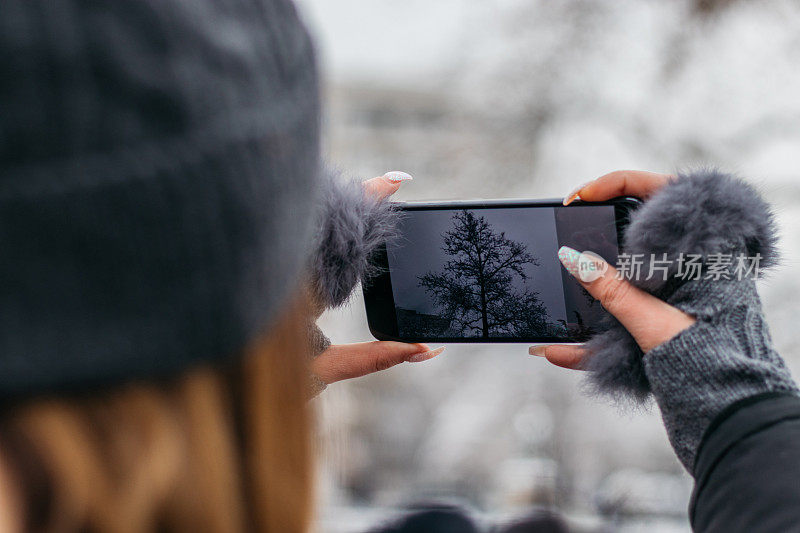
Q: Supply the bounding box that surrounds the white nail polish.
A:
[407,346,444,363]
[558,246,581,276]
[562,180,592,205]
[577,251,608,282]
[559,247,608,282]
[383,171,414,182]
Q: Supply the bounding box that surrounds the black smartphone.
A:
[362,197,641,343]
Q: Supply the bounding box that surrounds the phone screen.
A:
[383,204,620,341]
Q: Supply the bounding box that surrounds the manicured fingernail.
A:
[562,180,592,205]
[558,246,609,283]
[529,345,548,357]
[576,251,608,282]
[558,246,581,276]
[383,171,414,182]
[407,346,444,363]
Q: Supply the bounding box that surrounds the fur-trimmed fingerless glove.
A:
[304,170,400,397]
[584,169,799,472]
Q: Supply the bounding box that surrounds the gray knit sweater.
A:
[584,169,799,472]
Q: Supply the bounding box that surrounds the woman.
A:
[1,1,799,532]
[0,0,434,530]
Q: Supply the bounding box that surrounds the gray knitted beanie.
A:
[0,0,323,398]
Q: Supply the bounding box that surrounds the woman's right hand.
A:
[530,170,696,368]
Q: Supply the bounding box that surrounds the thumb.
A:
[311,341,444,384]
[557,246,695,352]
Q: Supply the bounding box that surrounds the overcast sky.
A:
[294,0,474,87]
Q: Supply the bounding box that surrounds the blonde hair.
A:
[0,300,314,533]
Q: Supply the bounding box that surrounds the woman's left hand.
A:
[530,170,695,368]
[310,172,444,386]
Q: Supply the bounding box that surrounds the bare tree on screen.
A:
[419,210,551,338]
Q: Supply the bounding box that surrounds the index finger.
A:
[566,170,674,204]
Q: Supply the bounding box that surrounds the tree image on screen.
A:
[418,210,554,338]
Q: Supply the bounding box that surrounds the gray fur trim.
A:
[585,168,780,402]
[308,169,400,309]
[622,168,778,292]
[584,315,651,402]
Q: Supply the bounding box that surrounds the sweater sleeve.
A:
[642,278,798,470]
[306,320,331,398]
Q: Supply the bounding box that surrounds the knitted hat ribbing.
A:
[0,0,320,397]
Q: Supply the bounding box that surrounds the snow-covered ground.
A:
[295,1,800,531]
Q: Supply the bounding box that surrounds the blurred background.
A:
[293,0,800,531]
